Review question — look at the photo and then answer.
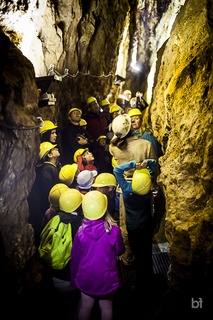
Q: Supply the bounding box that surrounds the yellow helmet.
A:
[92,173,117,187]
[101,99,110,107]
[128,108,143,117]
[68,107,82,116]
[97,135,106,142]
[82,190,108,220]
[79,119,87,126]
[132,168,152,195]
[111,157,118,168]
[123,89,132,99]
[73,148,88,163]
[59,188,84,213]
[111,114,131,138]
[39,142,57,159]
[109,103,122,114]
[87,96,97,105]
[48,183,69,206]
[59,164,78,186]
[39,120,58,134]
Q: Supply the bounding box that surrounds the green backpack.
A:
[38,214,72,270]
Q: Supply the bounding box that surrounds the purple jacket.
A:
[70,218,125,296]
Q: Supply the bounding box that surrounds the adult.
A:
[83,96,108,139]
[105,103,122,166]
[82,96,108,166]
[109,114,157,176]
[96,135,113,174]
[123,89,132,102]
[128,107,166,234]
[114,161,154,314]
[109,114,157,266]
[128,108,161,162]
[60,107,93,165]
[100,98,111,126]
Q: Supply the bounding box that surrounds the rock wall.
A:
[151,0,213,307]
[0,0,212,313]
[0,29,39,291]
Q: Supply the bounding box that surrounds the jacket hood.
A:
[82,218,106,241]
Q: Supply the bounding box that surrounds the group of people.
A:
[28,91,164,319]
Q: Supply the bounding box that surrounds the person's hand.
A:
[135,161,147,170]
[141,161,148,168]
[136,162,142,169]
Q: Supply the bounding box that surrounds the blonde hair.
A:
[104,211,118,233]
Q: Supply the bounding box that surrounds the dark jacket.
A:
[28,161,60,246]
[83,111,108,140]
[60,122,94,165]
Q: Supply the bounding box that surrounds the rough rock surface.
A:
[0,0,212,314]
[151,0,213,309]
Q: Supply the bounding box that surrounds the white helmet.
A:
[111,114,131,138]
[77,170,97,189]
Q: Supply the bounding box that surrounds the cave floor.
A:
[3,244,209,319]
[10,244,172,320]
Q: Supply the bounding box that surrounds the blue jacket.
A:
[114,161,153,231]
[70,218,125,296]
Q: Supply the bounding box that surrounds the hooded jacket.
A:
[70,218,125,296]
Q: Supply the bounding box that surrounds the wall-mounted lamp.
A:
[35,74,62,107]
[114,74,126,86]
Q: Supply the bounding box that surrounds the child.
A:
[38,142,61,211]
[73,148,97,172]
[59,163,79,188]
[76,169,97,194]
[28,141,61,246]
[40,119,58,144]
[70,190,125,320]
[91,172,117,220]
[41,183,69,228]
[96,135,113,174]
[39,188,84,284]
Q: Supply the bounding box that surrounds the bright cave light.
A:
[130,35,141,72]
[130,62,141,72]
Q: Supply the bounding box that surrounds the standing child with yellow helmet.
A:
[41,183,69,228]
[70,190,125,320]
[92,172,117,220]
[28,141,61,246]
[59,163,79,188]
[40,119,58,144]
[39,188,84,284]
